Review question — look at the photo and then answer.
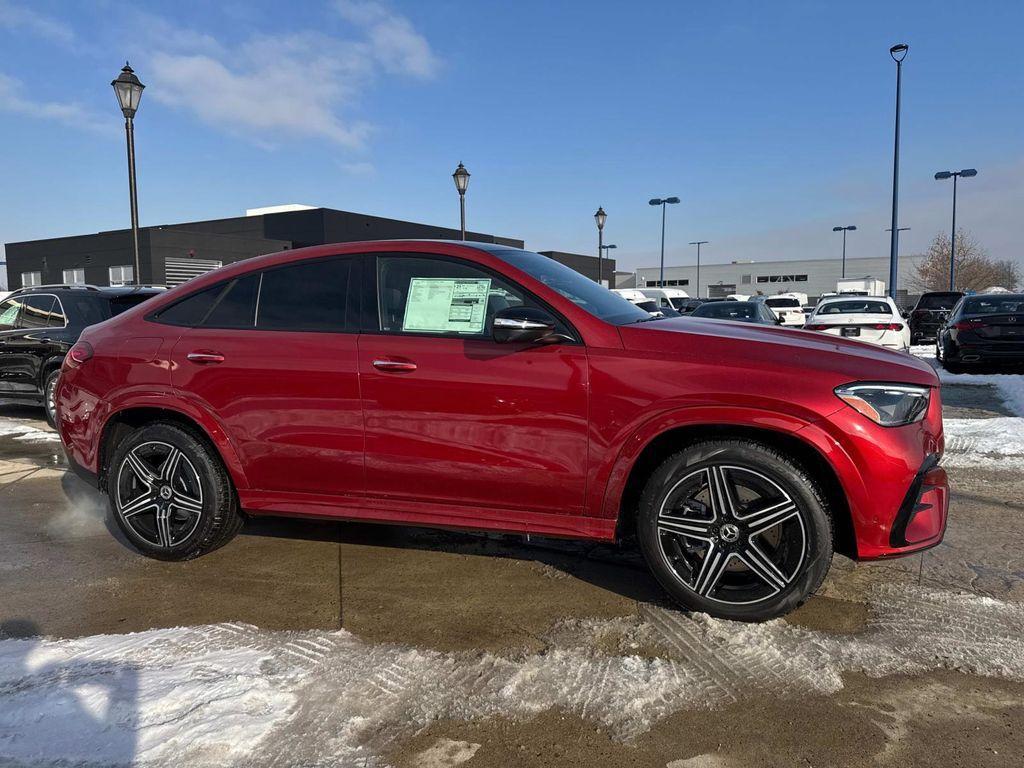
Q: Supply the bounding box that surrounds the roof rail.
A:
[9,284,101,294]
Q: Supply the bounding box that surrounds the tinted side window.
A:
[18,295,56,329]
[154,285,225,327]
[376,256,527,337]
[0,298,22,330]
[61,294,111,327]
[109,293,158,318]
[203,275,259,329]
[257,258,351,332]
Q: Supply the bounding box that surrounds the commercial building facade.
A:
[634,254,927,306]
[3,207,611,289]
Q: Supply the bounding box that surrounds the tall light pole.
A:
[600,243,617,285]
[452,163,470,240]
[935,169,978,291]
[649,197,680,286]
[887,43,908,300]
[594,207,607,284]
[112,63,145,285]
[831,226,856,278]
[688,240,708,298]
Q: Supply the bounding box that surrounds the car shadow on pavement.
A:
[241,514,667,605]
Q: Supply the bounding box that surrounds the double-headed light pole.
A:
[887,43,908,300]
[831,225,856,278]
[600,243,617,284]
[649,197,680,286]
[452,162,470,240]
[112,63,145,285]
[934,168,978,291]
[688,241,708,298]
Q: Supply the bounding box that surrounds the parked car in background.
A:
[675,297,720,314]
[57,241,946,622]
[908,291,963,344]
[690,300,781,326]
[611,289,666,318]
[804,296,910,351]
[751,294,806,326]
[638,287,690,312]
[0,284,163,426]
[937,293,1024,372]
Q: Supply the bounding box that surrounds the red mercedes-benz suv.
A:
[56,241,947,621]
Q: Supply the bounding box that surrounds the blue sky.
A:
[1,0,1022,278]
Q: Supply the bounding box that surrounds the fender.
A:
[595,404,866,531]
[101,391,251,491]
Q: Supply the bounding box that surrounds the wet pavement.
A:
[2,382,1024,766]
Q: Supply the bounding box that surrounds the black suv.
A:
[0,285,162,426]
[908,291,963,344]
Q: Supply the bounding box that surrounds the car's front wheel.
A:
[108,422,242,560]
[636,440,833,621]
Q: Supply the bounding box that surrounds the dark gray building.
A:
[3,206,534,289]
[537,251,617,286]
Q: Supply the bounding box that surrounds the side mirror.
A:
[492,306,558,344]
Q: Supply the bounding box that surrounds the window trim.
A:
[362,252,581,344]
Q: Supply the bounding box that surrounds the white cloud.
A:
[0,73,111,135]
[0,1,74,45]
[140,4,439,149]
[335,0,441,79]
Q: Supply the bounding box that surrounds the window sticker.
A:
[402,278,492,334]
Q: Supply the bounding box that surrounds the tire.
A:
[108,422,242,561]
[43,370,60,429]
[941,360,964,374]
[636,439,833,622]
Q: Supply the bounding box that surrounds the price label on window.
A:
[402,278,492,334]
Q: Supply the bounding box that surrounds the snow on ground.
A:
[0,418,60,443]
[2,584,1023,766]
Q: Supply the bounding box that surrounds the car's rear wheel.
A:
[108,422,242,561]
[636,439,833,621]
[43,370,60,429]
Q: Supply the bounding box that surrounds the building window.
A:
[63,268,85,285]
[21,271,41,287]
[757,274,810,284]
[742,274,751,284]
[109,265,135,286]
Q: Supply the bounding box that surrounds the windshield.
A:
[818,300,891,315]
[962,296,1024,315]
[669,297,688,310]
[917,293,961,310]
[765,298,800,308]
[494,249,650,325]
[693,302,757,320]
[635,300,659,313]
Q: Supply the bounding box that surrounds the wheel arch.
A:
[611,421,858,559]
[97,405,249,494]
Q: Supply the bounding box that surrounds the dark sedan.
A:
[690,300,781,325]
[937,293,1024,372]
[909,291,963,344]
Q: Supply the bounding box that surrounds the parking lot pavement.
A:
[2,377,1024,767]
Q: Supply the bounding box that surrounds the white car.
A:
[611,289,665,317]
[803,295,910,351]
[751,295,806,326]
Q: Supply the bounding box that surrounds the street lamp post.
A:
[831,226,856,278]
[934,169,978,291]
[688,240,708,298]
[111,63,145,285]
[452,163,470,240]
[594,207,607,284]
[600,243,617,285]
[887,43,908,300]
[648,197,680,286]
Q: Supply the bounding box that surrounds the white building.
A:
[635,254,927,306]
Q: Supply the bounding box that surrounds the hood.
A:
[618,317,938,388]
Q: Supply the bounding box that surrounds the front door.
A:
[165,257,364,499]
[359,253,590,518]
[0,294,60,395]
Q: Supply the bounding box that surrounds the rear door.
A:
[1,294,59,395]
[358,253,590,518]
[0,297,24,393]
[167,256,365,499]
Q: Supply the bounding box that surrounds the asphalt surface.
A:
[1,381,1023,767]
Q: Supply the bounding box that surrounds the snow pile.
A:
[2,585,1024,766]
[943,417,1024,467]
[0,418,60,443]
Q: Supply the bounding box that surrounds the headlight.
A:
[834,383,930,426]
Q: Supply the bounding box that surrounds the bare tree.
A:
[912,229,1019,293]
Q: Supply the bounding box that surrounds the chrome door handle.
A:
[187,351,225,364]
[372,358,417,373]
